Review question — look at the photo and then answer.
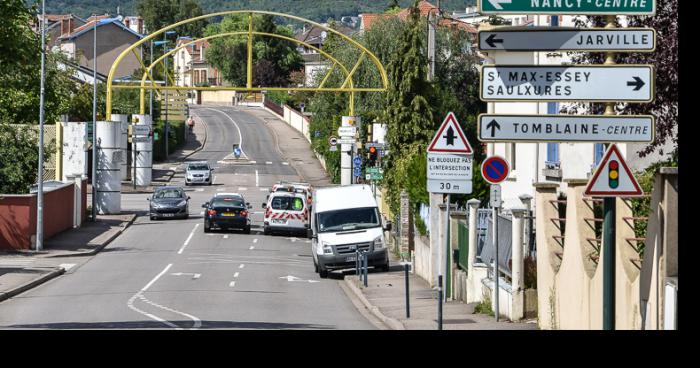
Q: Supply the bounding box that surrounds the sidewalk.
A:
[0,213,136,303]
[247,107,332,187]
[343,252,538,330]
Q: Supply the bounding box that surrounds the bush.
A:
[473,296,494,316]
[152,120,185,162]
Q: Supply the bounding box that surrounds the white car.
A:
[185,161,213,186]
[309,185,391,278]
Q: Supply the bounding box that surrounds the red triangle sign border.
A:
[427,112,474,154]
[584,144,644,197]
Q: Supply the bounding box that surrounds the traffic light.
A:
[608,160,619,189]
[368,146,378,166]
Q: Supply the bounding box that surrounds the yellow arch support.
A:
[106,10,388,120]
[137,31,355,114]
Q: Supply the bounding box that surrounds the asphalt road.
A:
[0,106,376,330]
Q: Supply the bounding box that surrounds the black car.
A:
[148,186,190,220]
[202,194,252,233]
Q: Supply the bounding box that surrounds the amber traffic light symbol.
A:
[608,160,620,189]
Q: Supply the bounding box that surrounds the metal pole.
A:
[405,263,411,318]
[603,197,616,330]
[164,34,169,159]
[363,251,368,287]
[36,0,46,251]
[149,40,153,117]
[445,194,451,302]
[438,275,443,330]
[494,205,499,322]
[91,14,97,222]
[356,250,360,277]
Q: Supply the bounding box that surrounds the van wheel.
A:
[263,226,271,235]
[319,268,328,279]
[380,263,390,272]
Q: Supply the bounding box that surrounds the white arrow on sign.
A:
[279,275,320,283]
[171,272,201,279]
[487,0,511,10]
[478,28,656,52]
[478,114,655,143]
[481,65,654,102]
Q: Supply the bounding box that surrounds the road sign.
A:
[480,65,654,103]
[353,156,362,166]
[353,167,362,178]
[330,145,338,152]
[366,167,384,180]
[338,126,357,136]
[365,142,386,149]
[585,144,643,197]
[478,28,656,52]
[490,184,502,208]
[338,138,355,145]
[427,112,474,154]
[427,179,472,194]
[329,136,338,146]
[481,156,510,185]
[427,153,473,181]
[478,0,656,15]
[132,125,151,136]
[477,114,655,143]
[132,136,150,143]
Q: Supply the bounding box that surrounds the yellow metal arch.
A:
[137,31,354,114]
[106,10,389,120]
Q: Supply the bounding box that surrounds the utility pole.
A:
[164,32,169,159]
[36,0,46,251]
[149,39,153,117]
[92,15,98,221]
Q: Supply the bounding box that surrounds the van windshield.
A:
[317,207,380,233]
[271,196,304,211]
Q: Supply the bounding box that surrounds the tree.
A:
[205,14,303,87]
[565,0,678,157]
[0,124,50,194]
[136,0,207,37]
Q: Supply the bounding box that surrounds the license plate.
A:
[345,256,356,262]
[222,213,235,217]
[163,213,175,217]
[272,219,286,224]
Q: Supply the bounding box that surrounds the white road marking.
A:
[234,272,240,278]
[229,281,236,287]
[266,161,273,165]
[250,161,257,164]
[59,263,76,271]
[238,187,247,191]
[202,107,246,158]
[239,264,245,269]
[253,238,258,243]
[255,170,259,187]
[282,162,289,166]
[223,235,229,239]
[260,188,268,192]
[200,211,204,215]
[171,272,201,279]
[196,188,204,192]
[216,188,225,192]
[178,224,200,254]
[249,246,255,250]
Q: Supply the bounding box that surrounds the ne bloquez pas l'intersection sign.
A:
[427,113,474,194]
[478,0,656,15]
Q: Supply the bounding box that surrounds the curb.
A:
[0,267,65,303]
[87,213,138,256]
[343,277,406,330]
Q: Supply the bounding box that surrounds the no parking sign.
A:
[481,156,509,185]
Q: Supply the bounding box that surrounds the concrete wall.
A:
[283,105,311,143]
[0,181,84,250]
[61,122,88,182]
[199,90,237,105]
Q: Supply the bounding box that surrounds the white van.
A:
[309,185,391,278]
[263,191,309,236]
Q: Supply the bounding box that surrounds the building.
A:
[173,37,224,88]
[295,24,355,86]
[37,14,88,50]
[57,17,145,79]
[359,1,478,34]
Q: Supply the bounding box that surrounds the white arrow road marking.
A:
[59,263,76,271]
[279,275,321,283]
[253,238,258,243]
[171,272,201,279]
[178,224,200,254]
[234,272,240,278]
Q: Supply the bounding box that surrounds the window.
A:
[594,143,605,165]
[212,198,244,208]
[551,15,559,26]
[154,189,184,199]
[317,207,380,233]
[546,102,560,166]
[506,143,516,171]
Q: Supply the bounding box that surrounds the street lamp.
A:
[36,0,47,251]
[162,31,177,159]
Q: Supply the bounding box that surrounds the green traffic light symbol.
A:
[608,160,619,189]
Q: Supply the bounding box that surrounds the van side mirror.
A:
[307,229,316,239]
[247,202,252,209]
[384,221,392,232]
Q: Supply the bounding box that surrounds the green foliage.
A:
[473,296,494,316]
[0,124,50,194]
[152,120,186,161]
[205,14,303,87]
[136,0,207,37]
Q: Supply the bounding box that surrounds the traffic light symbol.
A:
[608,160,619,189]
[368,146,378,166]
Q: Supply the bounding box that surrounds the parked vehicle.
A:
[309,185,391,278]
[185,161,213,186]
[270,181,313,209]
[202,193,252,233]
[148,186,190,220]
[263,191,309,236]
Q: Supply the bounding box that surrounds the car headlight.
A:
[373,236,384,249]
[177,200,187,207]
[320,241,333,255]
[151,202,161,209]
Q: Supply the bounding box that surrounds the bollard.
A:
[363,252,369,287]
[438,275,443,330]
[405,263,410,319]
[356,250,360,277]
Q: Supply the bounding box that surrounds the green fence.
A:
[457,221,469,271]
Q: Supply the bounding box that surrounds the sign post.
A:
[481,156,510,322]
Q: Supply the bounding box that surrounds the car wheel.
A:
[150,216,156,221]
[185,182,190,186]
[204,221,211,233]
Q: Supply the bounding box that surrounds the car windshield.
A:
[188,164,209,171]
[271,196,304,211]
[317,207,380,233]
[154,189,184,199]
[211,198,245,207]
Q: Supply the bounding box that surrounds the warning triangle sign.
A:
[585,144,643,197]
[427,112,473,154]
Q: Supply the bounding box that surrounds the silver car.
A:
[185,161,213,186]
[148,186,190,220]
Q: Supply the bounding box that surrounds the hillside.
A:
[45,0,476,24]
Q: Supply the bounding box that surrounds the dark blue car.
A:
[202,194,252,234]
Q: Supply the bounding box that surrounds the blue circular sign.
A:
[481,156,510,184]
[353,156,362,165]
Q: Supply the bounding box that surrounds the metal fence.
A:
[479,212,513,277]
[475,209,491,263]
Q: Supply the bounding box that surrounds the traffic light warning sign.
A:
[584,144,643,197]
